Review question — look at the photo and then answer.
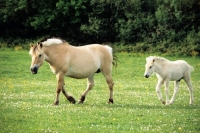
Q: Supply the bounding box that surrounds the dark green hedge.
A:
[0,0,200,55]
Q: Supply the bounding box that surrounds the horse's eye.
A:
[39,54,42,57]
[149,66,152,69]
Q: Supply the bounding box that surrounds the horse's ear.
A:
[37,42,43,48]
[30,43,34,47]
[40,43,43,48]
[153,59,155,62]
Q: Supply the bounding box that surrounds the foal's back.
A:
[165,60,193,80]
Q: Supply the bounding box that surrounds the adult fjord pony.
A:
[144,56,194,105]
[29,37,117,105]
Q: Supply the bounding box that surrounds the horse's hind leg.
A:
[78,76,94,104]
[184,77,194,104]
[170,81,179,104]
[104,74,114,104]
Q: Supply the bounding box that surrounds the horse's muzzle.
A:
[30,66,38,74]
[144,74,149,78]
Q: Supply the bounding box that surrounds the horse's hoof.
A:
[162,101,165,105]
[53,101,59,105]
[68,96,76,104]
[78,100,84,104]
[78,96,85,104]
[108,99,114,104]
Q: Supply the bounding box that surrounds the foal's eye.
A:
[149,66,152,69]
[39,54,42,57]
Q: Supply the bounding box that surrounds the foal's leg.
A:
[156,80,165,104]
[164,80,170,105]
[184,77,194,104]
[54,73,76,105]
[170,81,179,104]
[78,76,94,104]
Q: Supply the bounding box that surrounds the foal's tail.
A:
[190,66,194,72]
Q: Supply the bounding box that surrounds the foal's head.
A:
[29,43,45,74]
[144,56,156,78]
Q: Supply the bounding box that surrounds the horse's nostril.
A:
[31,66,38,74]
[145,75,149,78]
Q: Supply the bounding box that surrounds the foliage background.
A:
[0,0,200,55]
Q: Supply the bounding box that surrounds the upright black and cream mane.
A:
[37,36,66,46]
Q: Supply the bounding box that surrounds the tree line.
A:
[0,0,200,55]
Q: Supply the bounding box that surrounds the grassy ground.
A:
[0,48,200,133]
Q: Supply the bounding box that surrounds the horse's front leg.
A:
[170,81,179,104]
[78,76,94,104]
[54,73,76,105]
[164,80,170,105]
[156,80,165,104]
[62,86,76,104]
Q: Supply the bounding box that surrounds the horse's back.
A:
[65,44,113,78]
[79,44,113,60]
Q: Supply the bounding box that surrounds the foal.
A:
[144,56,194,105]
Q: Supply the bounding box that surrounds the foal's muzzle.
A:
[30,65,38,74]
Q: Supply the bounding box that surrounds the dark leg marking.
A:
[67,96,76,104]
[79,96,85,104]
[78,96,85,104]
[108,98,114,104]
[53,101,59,105]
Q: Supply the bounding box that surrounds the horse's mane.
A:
[147,56,169,62]
[38,36,67,46]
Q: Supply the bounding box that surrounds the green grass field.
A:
[0,48,200,133]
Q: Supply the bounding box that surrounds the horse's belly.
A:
[66,67,98,79]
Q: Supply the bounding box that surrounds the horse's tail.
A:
[112,53,118,68]
[103,45,118,68]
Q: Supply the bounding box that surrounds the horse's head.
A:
[144,56,156,78]
[29,43,45,74]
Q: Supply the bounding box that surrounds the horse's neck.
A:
[43,45,62,64]
[43,44,71,65]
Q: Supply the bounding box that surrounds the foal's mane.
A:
[154,56,169,62]
[147,56,169,62]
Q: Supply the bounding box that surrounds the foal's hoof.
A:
[162,101,166,105]
[67,96,76,104]
[108,98,114,104]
